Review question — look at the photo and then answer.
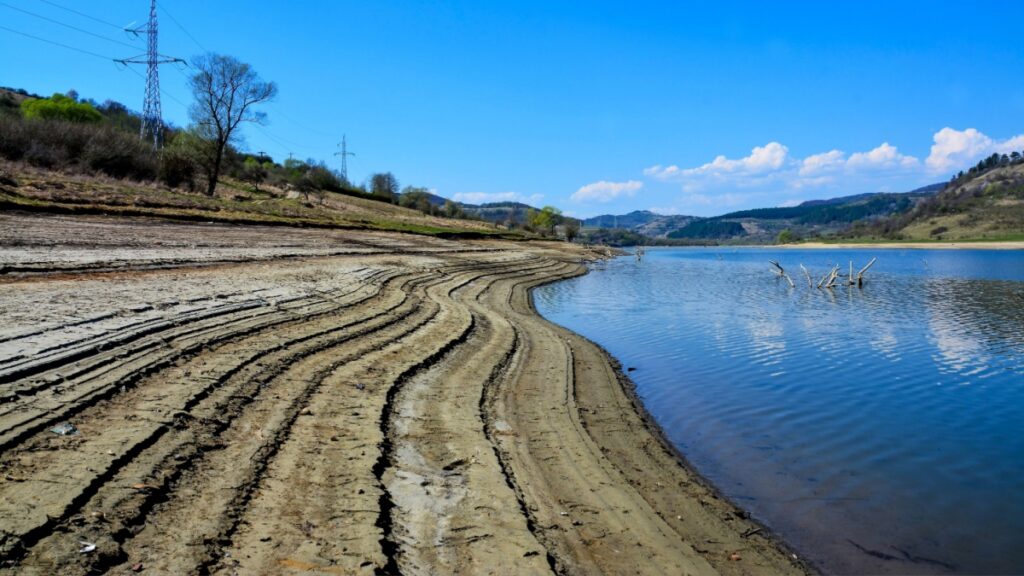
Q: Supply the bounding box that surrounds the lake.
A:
[534,247,1024,575]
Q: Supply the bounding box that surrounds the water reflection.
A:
[536,248,1024,575]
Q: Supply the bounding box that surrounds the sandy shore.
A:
[786,240,1024,250]
[0,213,806,575]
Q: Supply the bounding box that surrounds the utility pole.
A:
[334,135,355,183]
[116,0,184,149]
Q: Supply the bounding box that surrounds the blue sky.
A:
[3,1,1024,217]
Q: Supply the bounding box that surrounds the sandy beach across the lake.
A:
[786,240,1024,250]
[0,212,807,575]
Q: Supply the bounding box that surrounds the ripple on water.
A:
[536,248,1024,575]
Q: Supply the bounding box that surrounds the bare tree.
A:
[189,53,277,196]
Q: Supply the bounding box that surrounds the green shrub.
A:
[21,93,102,123]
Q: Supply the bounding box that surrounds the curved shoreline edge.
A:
[520,257,813,575]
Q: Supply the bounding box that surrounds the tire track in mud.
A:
[374,261,575,576]
[0,260,522,567]
[0,271,400,450]
[2,258,561,569]
[0,269,421,568]
[107,260,537,574]
[473,263,589,576]
[204,259,562,575]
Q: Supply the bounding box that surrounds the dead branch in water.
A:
[799,264,813,288]
[776,258,877,290]
[856,257,876,287]
[768,260,795,287]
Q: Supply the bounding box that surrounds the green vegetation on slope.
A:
[841,154,1024,241]
[667,219,746,239]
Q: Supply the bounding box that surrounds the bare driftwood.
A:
[856,257,876,287]
[799,264,813,288]
[768,260,795,287]
[823,264,840,289]
[773,258,877,290]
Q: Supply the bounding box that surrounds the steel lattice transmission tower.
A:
[117,0,184,149]
[335,135,355,183]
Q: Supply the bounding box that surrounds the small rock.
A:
[131,562,144,572]
[729,552,742,561]
[49,422,78,436]
[259,536,272,542]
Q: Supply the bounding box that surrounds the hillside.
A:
[458,201,536,225]
[0,163,518,239]
[581,210,699,238]
[583,210,660,229]
[0,87,524,239]
[846,160,1024,241]
[685,188,939,243]
[399,190,540,227]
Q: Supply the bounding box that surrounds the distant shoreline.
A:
[785,241,1024,250]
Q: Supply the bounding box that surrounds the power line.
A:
[252,124,321,151]
[0,1,140,50]
[156,1,205,52]
[0,24,114,61]
[269,104,338,138]
[34,0,127,31]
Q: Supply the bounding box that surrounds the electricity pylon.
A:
[117,0,184,149]
[335,135,355,183]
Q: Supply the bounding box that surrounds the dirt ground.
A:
[0,213,808,575]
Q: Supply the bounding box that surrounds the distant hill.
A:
[583,210,661,228]
[395,189,539,226]
[845,155,1024,241]
[581,211,700,238]
[459,201,536,225]
[580,186,942,244]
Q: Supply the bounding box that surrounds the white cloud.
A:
[923,127,1024,173]
[451,191,544,205]
[999,135,1024,152]
[799,149,845,176]
[778,199,803,207]
[847,142,919,170]
[797,143,917,177]
[571,180,642,202]
[646,142,789,180]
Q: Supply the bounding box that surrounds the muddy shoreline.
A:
[0,213,808,575]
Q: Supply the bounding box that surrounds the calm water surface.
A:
[534,248,1024,575]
